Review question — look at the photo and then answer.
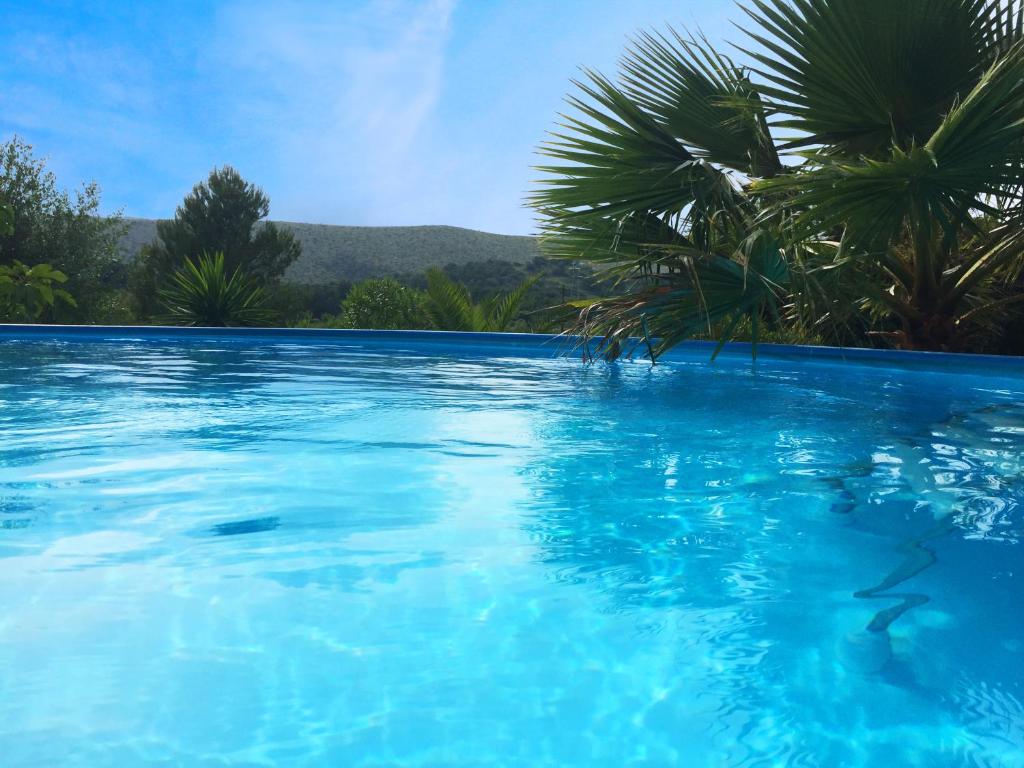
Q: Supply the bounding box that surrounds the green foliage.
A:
[88,289,138,325]
[336,278,423,329]
[0,200,12,237]
[0,261,75,322]
[159,252,272,327]
[0,136,124,322]
[531,0,1024,356]
[132,167,300,318]
[119,218,592,327]
[280,224,539,284]
[399,257,605,317]
[264,280,352,326]
[421,267,538,332]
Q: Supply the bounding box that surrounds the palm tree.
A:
[159,252,272,327]
[530,0,1024,357]
[421,267,538,332]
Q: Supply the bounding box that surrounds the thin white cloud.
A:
[206,0,457,224]
[1,0,719,235]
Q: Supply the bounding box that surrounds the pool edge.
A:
[1,323,1022,373]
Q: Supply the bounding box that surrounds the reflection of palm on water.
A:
[838,403,1024,670]
[524,387,1022,676]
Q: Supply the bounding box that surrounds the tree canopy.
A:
[132,166,300,318]
[0,200,12,236]
[0,136,125,322]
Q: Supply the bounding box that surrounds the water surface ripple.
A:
[0,337,1022,767]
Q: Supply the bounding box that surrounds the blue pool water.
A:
[1,330,1022,767]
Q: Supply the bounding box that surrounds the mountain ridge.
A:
[117,217,543,284]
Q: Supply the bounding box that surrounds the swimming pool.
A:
[1,327,1022,767]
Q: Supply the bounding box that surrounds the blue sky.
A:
[0,0,733,235]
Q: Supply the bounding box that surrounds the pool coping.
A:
[1,323,1023,374]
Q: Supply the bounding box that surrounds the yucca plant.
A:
[159,252,272,327]
[421,267,538,332]
[531,0,1024,357]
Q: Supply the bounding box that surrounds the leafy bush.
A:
[89,289,138,325]
[159,252,272,327]
[398,257,605,313]
[336,277,423,329]
[0,261,75,322]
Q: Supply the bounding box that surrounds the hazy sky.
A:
[0,0,734,235]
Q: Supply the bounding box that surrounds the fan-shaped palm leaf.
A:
[534,0,1024,355]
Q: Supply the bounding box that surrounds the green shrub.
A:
[337,278,424,329]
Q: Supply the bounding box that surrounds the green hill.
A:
[118,217,543,284]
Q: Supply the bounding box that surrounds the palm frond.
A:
[755,40,1024,249]
[533,2,1024,355]
[423,267,538,332]
[980,0,1024,56]
[488,274,541,331]
[739,0,992,155]
[621,28,781,176]
[570,230,789,361]
[530,69,741,220]
[422,267,476,331]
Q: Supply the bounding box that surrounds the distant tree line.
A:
[0,135,589,331]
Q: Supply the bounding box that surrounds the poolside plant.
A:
[0,260,76,322]
[531,0,1024,357]
[159,252,273,327]
[421,267,538,332]
[337,277,425,329]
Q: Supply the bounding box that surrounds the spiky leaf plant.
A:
[159,252,272,327]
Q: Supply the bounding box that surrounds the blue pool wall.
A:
[2,323,1023,376]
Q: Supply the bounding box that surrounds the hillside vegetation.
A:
[118,218,542,284]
